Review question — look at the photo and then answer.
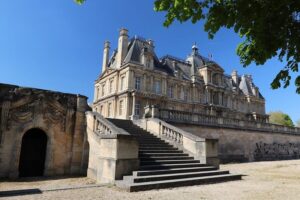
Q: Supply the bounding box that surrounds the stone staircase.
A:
[108,119,241,192]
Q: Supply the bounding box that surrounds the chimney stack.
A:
[102,41,110,73]
[231,70,239,86]
[116,28,128,68]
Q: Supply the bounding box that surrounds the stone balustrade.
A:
[159,109,300,135]
[86,111,139,184]
[91,111,130,136]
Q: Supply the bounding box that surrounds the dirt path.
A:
[1,160,300,200]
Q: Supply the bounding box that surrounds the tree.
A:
[75,0,85,4]
[75,0,300,93]
[269,111,294,127]
[296,119,300,127]
[153,0,300,93]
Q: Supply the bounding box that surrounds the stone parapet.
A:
[159,108,300,135]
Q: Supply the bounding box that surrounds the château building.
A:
[93,28,268,122]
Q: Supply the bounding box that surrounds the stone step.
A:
[116,174,242,192]
[133,166,218,176]
[138,138,164,141]
[139,163,207,170]
[140,160,200,165]
[108,118,241,192]
[139,144,174,148]
[139,149,183,156]
[139,150,182,153]
[138,141,169,145]
[139,153,188,157]
[140,156,193,161]
[139,147,177,150]
[135,136,159,139]
[124,170,230,183]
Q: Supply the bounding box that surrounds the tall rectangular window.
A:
[168,86,173,98]
[184,89,188,101]
[119,100,124,115]
[135,77,141,90]
[134,101,140,116]
[155,80,161,94]
[120,76,125,91]
[109,79,113,93]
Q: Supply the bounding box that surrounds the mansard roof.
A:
[105,36,264,99]
[238,75,265,99]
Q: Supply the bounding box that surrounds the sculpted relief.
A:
[0,85,78,144]
[254,142,300,160]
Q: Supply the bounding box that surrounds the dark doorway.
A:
[19,128,48,177]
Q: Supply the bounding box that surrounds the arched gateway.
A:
[19,128,48,177]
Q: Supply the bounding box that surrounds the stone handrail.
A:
[159,109,300,135]
[86,111,130,138]
[159,119,205,145]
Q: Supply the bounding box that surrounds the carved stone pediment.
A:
[1,84,78,133]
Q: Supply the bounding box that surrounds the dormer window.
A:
[212,73,218,85]
[146,58,151,68]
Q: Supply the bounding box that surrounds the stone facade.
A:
[0,83,89,178]
[93,28,268,122]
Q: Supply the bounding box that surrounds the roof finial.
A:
[192,42,198,55]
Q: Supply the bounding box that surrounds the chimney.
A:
[102,41,110,73]
[231,70,239,86]
[116,28,129,68]
[147,39,154,51]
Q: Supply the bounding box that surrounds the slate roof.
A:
[106,36,264,99]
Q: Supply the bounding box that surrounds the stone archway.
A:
[19,128,48,177]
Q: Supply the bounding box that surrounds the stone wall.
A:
[0,83,89,178]
[173,123,300,163]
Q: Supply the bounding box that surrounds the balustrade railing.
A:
[159,109,300,135]
[160,122,183,144]
[87,111,129,137]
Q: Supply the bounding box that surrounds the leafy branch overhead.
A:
[154,0,300,93]
[75,0,85,5]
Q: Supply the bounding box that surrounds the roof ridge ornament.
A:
[192,42,198,55]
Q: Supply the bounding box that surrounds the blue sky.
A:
[0,0,299,123]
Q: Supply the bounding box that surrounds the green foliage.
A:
[75,0,85,5]
[269,111,294,127]
[154,0,300,93]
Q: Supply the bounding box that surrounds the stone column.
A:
[150,76,154,93]
[127,70,134,90]
[130,93,137,120]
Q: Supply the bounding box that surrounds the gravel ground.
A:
[1,159,300,200]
